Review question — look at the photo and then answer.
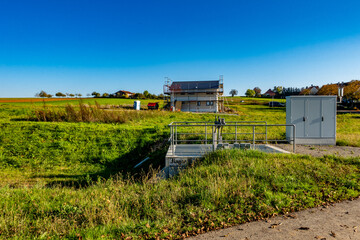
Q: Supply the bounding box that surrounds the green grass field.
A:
[0,97,359,239]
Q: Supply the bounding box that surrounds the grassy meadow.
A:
[0,96,359,239]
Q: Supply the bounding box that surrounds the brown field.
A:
[0,98,79,103]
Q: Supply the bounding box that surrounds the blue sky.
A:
[1,0,360,97]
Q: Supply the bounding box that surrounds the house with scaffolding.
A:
[163,76,224,112]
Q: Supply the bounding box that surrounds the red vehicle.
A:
[147,102,159,110]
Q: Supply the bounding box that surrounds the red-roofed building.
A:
[263,89,276,97]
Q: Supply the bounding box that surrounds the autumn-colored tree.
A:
[344,80,360,100]
[253,87,261,97]
[299,88,311,95]
[317,84,338,95]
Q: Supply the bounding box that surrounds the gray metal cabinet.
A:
[286,96,336,145]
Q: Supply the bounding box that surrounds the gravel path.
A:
[274,144,360,158]
[189,198,360,240]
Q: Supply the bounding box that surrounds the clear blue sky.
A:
[1,0,360,97]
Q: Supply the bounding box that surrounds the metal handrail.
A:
[168,121,296,154]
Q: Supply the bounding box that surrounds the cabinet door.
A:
[321,98,336,137]
[291,98,306,137]
[306,99,322,138]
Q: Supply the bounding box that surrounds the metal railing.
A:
[168,121,296,154]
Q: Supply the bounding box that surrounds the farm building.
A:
[263,89,276,97]
[164,77,224,112]
[114,90,134,98]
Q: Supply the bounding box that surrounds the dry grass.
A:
[32,102,166,124]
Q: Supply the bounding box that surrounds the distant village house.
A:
[115,90,134,98]
[263,89,276,97]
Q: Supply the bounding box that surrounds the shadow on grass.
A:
[44,137,169,189]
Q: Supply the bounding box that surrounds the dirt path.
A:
[189,198,360,240]
[275,144,360,158]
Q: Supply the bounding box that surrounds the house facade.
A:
[114,90,134,98]
[164,78,224,112]
[263,89,276,97]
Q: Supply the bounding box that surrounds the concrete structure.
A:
[163,120,295,178]
[286,96,336,145]
[164,77,224,112]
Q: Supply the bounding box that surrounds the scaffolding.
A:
[163,76,224,112]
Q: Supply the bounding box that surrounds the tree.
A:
[69,93,75,97]
[143,90,150,98]
[91,92,100,98]
[316,84,338,95]
[245,89,255,97]
[299,88,311,95]
[37,90,48,98]
[253,87,261,97]
[273,86,283,95]
[102,93,109,98]
[229,89,238,97]
[55,92,66,97]
[344,80,360,100]
[78,93,82,98]
[47,94,53,98]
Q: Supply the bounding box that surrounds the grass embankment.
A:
[0,121,168,186]
[0,150,359,239]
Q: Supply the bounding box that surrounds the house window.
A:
[206,101,214,106]
[197,101,201,106]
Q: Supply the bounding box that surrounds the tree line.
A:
[230,80,360,101]
[35,90,165,100]
[90,90,165,99]
[35,91,82,98]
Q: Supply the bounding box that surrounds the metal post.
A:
[293,125,296,153]
[235,123,237,143]
[175,125,177,145]
[171,125,174,155]
[252,126,255,149]
[212,125,215,151]
[265,123,268,144]
[205,123,207,144]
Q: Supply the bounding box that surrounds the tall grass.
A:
[0,150,359,239]
[33,102,166,124]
